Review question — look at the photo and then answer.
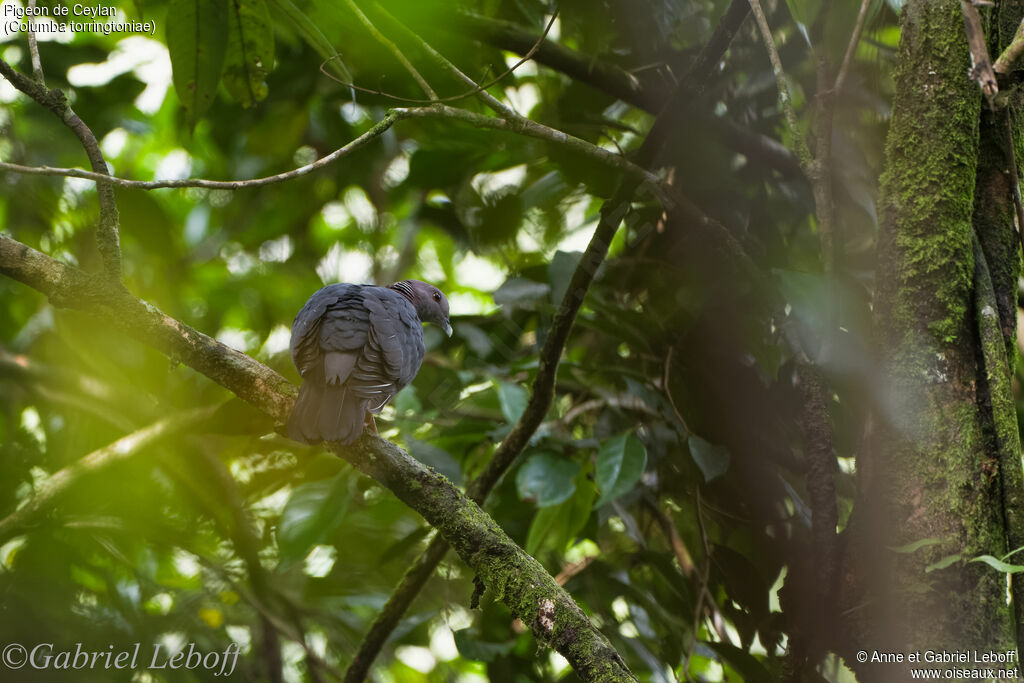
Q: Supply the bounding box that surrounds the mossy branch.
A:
[0,234,636,681]
[994,16,1024,74]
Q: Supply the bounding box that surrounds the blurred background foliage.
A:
[0,0,912,680]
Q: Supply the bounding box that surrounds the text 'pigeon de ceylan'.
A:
[287,280,452,444]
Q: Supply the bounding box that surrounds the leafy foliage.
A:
[0,0,919,680]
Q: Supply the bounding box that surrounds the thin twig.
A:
[26,0,44,83]
[0,111,405,190]
[834,0,871,94]
[663,345,692,434]
[368,1,517,119]
[0,105,673,202]
[457,11,660,112]
[0,56,121,279]
[643,496,695,577]
[320,9,559,105]
[747,0,812,169]
[960,0,998,105]
[682,488,712,681]
[338,0,437,100]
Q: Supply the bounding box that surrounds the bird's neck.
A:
[388,280,415,303]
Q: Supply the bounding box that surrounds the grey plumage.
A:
[288,280,451,444]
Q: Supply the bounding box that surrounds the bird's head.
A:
[391,280,453,336]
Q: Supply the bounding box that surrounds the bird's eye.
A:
[432,292,441,302]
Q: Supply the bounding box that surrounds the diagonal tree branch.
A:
[344,3,751,678]
[834,0,872,94]
[0,233,636,681]
[368,0,518,119]
[339,0,437,99]
[0,406,217,542]
[26,0,44,83]
[455,11,662,112]
[0,235,297,423]
[747,0,813,169]
[994,16,1024,74]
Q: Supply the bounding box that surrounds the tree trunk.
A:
[843,0,1021,677]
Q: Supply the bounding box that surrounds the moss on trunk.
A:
[851,0,1016,675]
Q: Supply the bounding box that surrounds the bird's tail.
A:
[288,381,366,444]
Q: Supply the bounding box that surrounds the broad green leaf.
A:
[594,433,647,508]
[970,554,1024,574]
[516,452,579,507]
[688,435,729,483]
[277,476,349,563]
[267,0,351,82]
[223,0,275,107]
[166,0,229,127]
[497,381,529,425]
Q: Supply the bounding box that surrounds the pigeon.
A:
[287,279,452,444]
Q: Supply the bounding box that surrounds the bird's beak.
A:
[443,320,453,337]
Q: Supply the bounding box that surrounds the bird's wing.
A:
[290,284,368,379]
[349,289,425,412]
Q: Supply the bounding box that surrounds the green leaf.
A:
[688,435,730,483]
[594,433,647,508]
[267,0,351,82]
[561,471,596,547]
[516,452,579,507]
[166,0,229,127]
[706,642,775,683]
[548,250,581,305]
[888,538,943,554]
[925,554,963,573]
[277,476,349,563]
[493,278,550,308]
[496,381,529,425]
[526,468,595,556]
[223,0,275,107]
[783,0,821,44]
[970,555,1024,574]
[525,505,560,556]
[453,630,514,662]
